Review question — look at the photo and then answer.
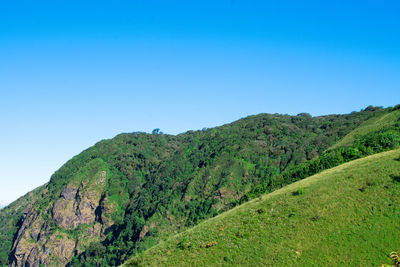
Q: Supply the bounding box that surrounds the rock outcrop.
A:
[52,183,100,229]
[10,169,112,267]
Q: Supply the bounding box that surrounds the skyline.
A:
[1,0,400,203]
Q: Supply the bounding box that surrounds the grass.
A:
[123,149,400,266]
[331,109,400,149]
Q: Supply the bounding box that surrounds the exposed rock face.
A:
[52,183,100,229]
[10,169,112,267]
[11,210,60,267]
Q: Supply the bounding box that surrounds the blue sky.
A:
[1,0,399,203]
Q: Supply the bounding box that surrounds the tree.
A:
[152,128,163,134]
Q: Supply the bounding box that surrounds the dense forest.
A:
[1,105,399,267]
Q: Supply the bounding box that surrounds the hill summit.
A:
[1,105,399,266]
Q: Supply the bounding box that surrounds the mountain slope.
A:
[0,185,46,266]
[125,149,400,266]
[0,201,8,209]
[331,107,400,149]
[0,107,391,266]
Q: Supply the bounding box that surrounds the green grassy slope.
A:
[331,109,400,149]
[125,149,400,266]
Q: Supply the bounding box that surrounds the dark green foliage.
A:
[125,148,400,266]
[152,128,163,134]
[390,174,400,183]
[1,107,393,266]
[65,108,395,266]
[364,105,383,112]
[65,109,394,266]
[256,207,265,214]
[177,237,192,250]
[242,120,400,202]
[70,242,108,267]
[292,188,305,196]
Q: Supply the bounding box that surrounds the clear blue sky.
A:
[1,0,399,203]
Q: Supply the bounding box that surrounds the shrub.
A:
[256,208,265,214]
[200,241,218,248]
[292,188,305,196]
[177,237,192,250]
[390,174,400,183]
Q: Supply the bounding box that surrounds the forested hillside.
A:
[1,105,398,266]
[125,149,400,266]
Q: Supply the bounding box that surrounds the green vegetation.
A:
[65,108,381,266]
[1,105,399,266]
[0,185,45,265]
[124,149,400,266]
[241,116,400,202]
[331,107,400,149]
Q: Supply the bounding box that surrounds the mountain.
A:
[124,148,400,266]
[0,105,399,266]
[0,201,7,209]
[0,185,45,266]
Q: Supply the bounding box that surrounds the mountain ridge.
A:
[1,105,399,266]
[0,201,7,209]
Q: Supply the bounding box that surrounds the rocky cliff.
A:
[11,161,114,266]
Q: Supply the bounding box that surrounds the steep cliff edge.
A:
[0,185,46,266]
[11,159,114,266]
